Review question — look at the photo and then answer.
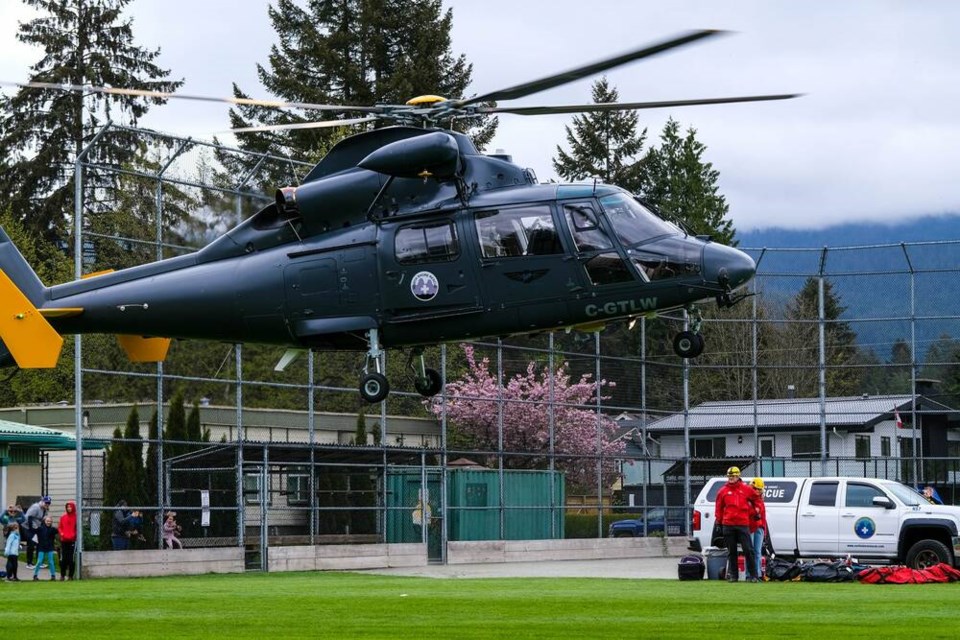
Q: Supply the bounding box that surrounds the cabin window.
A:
[475,205,562,258]
[582,253,633,285]
[807,481,839,507]
[880,436,892,457]
[854,434,871,459]
[395,222,458,264]
[845,482,885,508]
[563,204,613,252]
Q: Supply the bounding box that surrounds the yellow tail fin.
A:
[0,269,63,368]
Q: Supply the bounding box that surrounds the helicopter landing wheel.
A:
[673,331,705,359]
[359,372,390,403]
[414,368,443,397]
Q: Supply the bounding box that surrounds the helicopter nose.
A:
[703,243,756,289]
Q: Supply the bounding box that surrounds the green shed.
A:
[386,467,564,546]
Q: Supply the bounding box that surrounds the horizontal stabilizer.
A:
[117,335,172,363]
[0,269,63,368]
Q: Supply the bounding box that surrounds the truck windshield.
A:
[883,481,926,507]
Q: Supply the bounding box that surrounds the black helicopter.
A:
[0,30,795,402]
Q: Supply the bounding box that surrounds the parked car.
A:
[608,508,685,537]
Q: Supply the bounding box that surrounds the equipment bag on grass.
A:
[677,554,706,580]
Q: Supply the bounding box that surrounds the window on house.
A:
[243,473,271,507]
[791,434,829,459]
[692,437,726,458]
[854,434,871,459]
[880,436,891,458]
[287,472,310,506]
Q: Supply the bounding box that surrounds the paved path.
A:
[361,556,681,580]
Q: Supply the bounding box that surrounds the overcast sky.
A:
[2,1,959,231]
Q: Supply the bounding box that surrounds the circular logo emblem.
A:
[411,271,439,302]
[854,517,876,539]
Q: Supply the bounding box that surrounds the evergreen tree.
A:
[100,426,126,549]
[772,277,862,397]
[0,0,182,248]
[638,118,735,245]
[223,0,494,190]
[164,390,188,459]
[186,402,202,442]
[552,77,646,192]
[354,410,367,445]
[145,409,159,512]
[122,405,147,509]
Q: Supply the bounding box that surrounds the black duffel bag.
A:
[766,557,802,581]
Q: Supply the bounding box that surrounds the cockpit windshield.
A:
[598,193,681,247]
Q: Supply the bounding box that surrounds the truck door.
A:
[838,481,900,556]
[796,480,840,555]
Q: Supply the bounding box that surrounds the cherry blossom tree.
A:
[430,344,624,489]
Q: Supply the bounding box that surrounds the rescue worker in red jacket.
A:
[749,478,769,581]
[714,466,758,582]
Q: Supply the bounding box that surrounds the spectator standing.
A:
[1,504,25,536]
[749,478,769,581]
[4,522,20,581]
[111,500,132,550]
[23,496,51,568]
[32,515,58,581]
[58,501,77,580]
[714,466,758,583]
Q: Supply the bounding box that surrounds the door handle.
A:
[801,512,815,517]
[841,513,856,518]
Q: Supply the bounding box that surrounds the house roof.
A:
[638,394,956,434]
[0,419,97,449]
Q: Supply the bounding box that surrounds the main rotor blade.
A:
[0,80,383,114]
[455,29,726,108]
[229,116,380,133]
[480,93,802,116]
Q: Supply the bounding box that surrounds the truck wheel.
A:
[905,539,952,569]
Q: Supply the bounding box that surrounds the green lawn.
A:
[9,572,960,638]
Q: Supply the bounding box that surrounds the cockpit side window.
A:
[395,221,459,264]
[475,205,562,258]
[563,204,612,252]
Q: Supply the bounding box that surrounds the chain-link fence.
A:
[25,125,959,567]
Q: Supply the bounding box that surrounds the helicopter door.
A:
[473,204,579,330]
[562,202,636,287]
[381,216,481,320]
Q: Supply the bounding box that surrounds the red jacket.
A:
[59,500,77,543]
[749,497,767,534]
[715,480,756,527]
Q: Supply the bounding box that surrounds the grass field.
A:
[8,572,959,638]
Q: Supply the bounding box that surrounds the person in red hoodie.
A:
[58,501,77,581]
[714,466,758,582]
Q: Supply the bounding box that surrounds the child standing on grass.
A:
[32,516,58,581]
[5,522,20,581]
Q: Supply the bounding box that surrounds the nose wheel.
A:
[673,331,705,358]
[672,306,705,358]
[359,328,390,403]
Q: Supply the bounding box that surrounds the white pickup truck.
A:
[688,477,960,569]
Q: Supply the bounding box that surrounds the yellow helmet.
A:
[751,478,765,490]
[726,466,741,477]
